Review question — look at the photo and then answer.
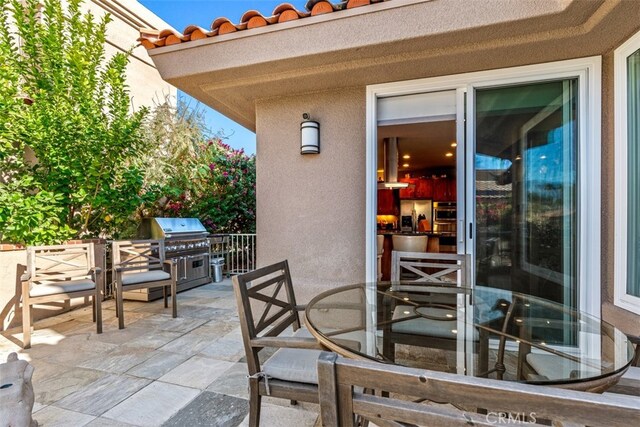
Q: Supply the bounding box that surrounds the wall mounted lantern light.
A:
[300,113,320,154]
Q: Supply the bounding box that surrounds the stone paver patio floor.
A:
[0,279,320,427]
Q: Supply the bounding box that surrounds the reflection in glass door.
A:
[474,80,579,314]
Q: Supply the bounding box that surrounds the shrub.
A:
[0,0,148,244]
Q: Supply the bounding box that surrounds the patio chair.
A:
[316,351,640,427]
[21,243,103,349]
[232,260,324,427]
[383,252,471,362]
[112,240,177,329]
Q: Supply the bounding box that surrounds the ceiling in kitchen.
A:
[377,120,457,173]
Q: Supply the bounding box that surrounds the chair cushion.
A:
[122,270,171,286]
[30,279,96,297]
[391,305,479,340]
[262,329,322,385]
[526,352,602,381]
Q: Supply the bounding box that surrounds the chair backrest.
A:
[27,244,95,284]
[391,251,470,286]
[317,352,640,427]
[112,240,165,273]
[391,235,428,252]
[232,260,300,375]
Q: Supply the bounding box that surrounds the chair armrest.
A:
[163,259,177,271]
[114,265,124,273]
[294,304,307,311]
[250,336,324,350]
[20,271,31,282]
[90,267,102,275]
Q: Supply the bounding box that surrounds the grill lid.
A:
[139,218,208,240]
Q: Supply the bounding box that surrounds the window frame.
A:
[614,30,640,315]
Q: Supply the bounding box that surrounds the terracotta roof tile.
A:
[138,0,389,50]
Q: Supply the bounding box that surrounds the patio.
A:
[0,279,319,427]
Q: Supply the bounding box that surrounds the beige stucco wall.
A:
[255,88,366,303]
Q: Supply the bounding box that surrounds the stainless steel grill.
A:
[127,218,211,301]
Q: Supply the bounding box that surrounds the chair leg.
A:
[163,286,168,309]
[116,283,125,330]
[95,288,102,334]
[290,400,297,406]
[22,301,31,349]
[92,297,96,323]
[171,280,177,319]
[249,379,261,427]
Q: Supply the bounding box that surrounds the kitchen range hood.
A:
[378,137,409,189]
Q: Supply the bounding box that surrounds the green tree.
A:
[139,98,256,234]
[0,0,148,244]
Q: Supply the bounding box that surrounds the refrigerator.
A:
[400,200,433,232]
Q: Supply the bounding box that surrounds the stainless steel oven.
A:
[434,202,457,221]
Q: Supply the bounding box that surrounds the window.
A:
[614,31,640,315]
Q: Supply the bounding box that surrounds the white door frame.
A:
[365,56,602,317]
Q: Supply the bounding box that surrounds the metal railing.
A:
[209,233,257,276]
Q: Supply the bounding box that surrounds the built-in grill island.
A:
[125,218,211,301]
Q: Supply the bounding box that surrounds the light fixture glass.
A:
[300,113,319,154]
[451,142,457,147]
[402,163,409,167]
[402,154,410,159]
[445,152,453,157]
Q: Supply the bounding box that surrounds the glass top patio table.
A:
[305,282,636,391]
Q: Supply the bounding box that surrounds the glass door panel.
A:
[474,79,579,322]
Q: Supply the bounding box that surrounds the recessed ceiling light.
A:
[402,154,410,159]
[515,155,522,161]
[540,155,547,160]
[451,142,457,147]
[445,152,453,157]
[402,163,409,167]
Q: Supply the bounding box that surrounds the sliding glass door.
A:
[474,79,579,311]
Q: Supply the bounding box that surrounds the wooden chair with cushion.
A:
[317,351,640,427]
[21,243,103,348]
[112,239,177,329]
[232,260,324,427]
[383,252,471,362]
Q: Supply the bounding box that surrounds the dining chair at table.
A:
[383,252,471,362]
[21,243,103,349]
[112,239,177,329]
[316,351,640,427]
[232,260,324,427]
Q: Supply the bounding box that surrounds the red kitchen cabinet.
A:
[447,177,457,201]
[433,177,457,201]
[415,179,433,199]
[433,179,447,201]
[398,178,417,199]
[377,189,398,215]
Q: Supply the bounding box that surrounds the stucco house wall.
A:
[255,88,366,303]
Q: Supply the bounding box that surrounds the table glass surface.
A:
[305,283,635,386]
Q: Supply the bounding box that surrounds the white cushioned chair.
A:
[383,252,471,362]
[232,260,323,427]
[112,240,177,329]
[21,243,103,348]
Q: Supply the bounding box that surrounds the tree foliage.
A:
[0,0,148,244]
[141,99,256,234]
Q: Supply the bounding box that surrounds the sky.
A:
[139,1,310,154]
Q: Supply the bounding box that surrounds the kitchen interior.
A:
[377,119,459,280]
